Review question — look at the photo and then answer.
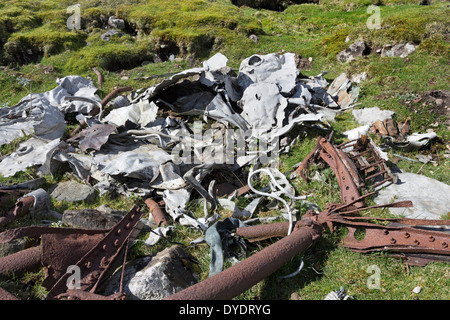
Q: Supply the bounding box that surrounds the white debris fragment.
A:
[237,52,298,94]
[352,107,395,126]
[0,138,61,177]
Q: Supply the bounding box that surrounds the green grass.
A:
[0,0,449,300]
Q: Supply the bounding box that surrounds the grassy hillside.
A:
[0,0,449,300]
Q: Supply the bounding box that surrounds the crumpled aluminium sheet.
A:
[238,53,298,94]
[0,52,363,253]
[0,104,66,147]
[104,100,158,127]
[0,138,62,177]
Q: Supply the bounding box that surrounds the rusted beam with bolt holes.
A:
[46,206,144,300]
[165,220,324,300]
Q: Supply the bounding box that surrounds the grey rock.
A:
[108,16,125,30]
[62,208,122,229]
[381,43,417,58]
[50,180,97,203]
[249,34,259,44]
[100,29,124,41]
[101,245,198,300]
[375,172,450,220]
[96,204,127,216]
[110,95,130,109]
[337,41,370,63]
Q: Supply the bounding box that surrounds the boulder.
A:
[375,172,450,220]
[108,16,125,30]
[62,208,122,230]
[101,245,198,300]
[50,180,97,204]
[381,43,417,58]
[337,41,370,63]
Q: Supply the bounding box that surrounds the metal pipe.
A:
[235,222,291,242]
[145,198,169,227]
[0,246,42,279]
[0,287,20,300]
[164,222,323,300]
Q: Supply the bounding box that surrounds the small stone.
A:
[290,292,302,300]
[413,286,421,294]
[50,180,97,204]
[108,16,125,30]
[337,41,370,63]
[381,43,417,58]
[249,34,259,44]
[100,29,124,41]
[62,208,122,230]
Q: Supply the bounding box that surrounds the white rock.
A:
[375,172,450,220]
[352,107,395,126]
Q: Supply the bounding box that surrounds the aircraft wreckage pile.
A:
[0,52,448,300]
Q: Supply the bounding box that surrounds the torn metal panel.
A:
[0,138,62,177]
[104,100,158,128]
[94,144,173,182]
[237,53,299,94]
[0,104,66,147]
[131,68,204,103]
[68,123,117,152]
[240,82,288,133]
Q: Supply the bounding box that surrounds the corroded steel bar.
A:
[0,190,27,208]
[319,138,364,207]
[164,222,323,300]
[290,136,321,181]
[235,222,291,242]
[145,198,169,227]
[89,86,133,116]
[342,224,450,255]
[0,196,34,227]
[0,287,19,300]
[0,246,42,279]
[55,289,125,300]
[0,226,109,244]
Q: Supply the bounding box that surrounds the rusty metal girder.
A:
[291,135,395,209]
[333,215,450,259]
[0,206,143,300]
[0,226,108,282]
[46,205,144,300]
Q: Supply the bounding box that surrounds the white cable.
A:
[248,168,307,235]
[279,260,304,280]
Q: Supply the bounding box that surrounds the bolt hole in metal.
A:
[353,227,366,241]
